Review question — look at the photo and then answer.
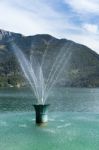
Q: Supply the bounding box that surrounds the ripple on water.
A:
[59,119,65,122]
[49,118,55,121]
[42,128,56,134]
[0,120,8,127]
[18,124,27,128]
[57,123,71,129]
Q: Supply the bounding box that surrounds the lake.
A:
[0,87,99,150]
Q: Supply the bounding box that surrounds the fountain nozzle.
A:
[33,104,50,126]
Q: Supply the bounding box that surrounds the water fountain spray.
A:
[2,31,72,126]
[2,31,50,125]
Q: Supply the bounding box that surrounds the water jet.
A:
[2,31,72,126]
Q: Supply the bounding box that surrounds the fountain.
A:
[3,31,72,125]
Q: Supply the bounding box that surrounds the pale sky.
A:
[0,0,99,53]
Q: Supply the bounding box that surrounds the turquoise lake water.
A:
[0,88,99,150]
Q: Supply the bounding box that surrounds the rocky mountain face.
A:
[0,29,99,87]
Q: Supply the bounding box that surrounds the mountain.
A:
[0,29,99,87]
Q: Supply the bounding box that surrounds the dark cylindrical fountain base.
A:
[33,104,50,126]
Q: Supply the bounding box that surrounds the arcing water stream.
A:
[3,31,72,105]
[11,41,72,104]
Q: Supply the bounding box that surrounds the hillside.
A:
[0,29,99,87]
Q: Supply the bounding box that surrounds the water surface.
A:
[0,87,99,112]
[0,87,99,150]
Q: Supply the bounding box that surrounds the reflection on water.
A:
[0,87,99,112]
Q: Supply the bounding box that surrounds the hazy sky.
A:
[0,0,99,53]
